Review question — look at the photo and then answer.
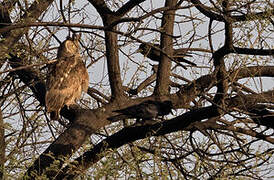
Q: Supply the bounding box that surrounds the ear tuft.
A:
[72,33,81,41]
[64,40,75,52]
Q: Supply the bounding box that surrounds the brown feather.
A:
[45,36,89,120]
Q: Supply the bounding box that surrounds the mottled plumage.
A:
[138,43,196,69]
[107,100,173,124]
[46,34,89,120]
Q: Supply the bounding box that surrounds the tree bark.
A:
[154,0,177,96]
[0,109,4,180]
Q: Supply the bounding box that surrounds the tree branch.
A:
[104,30,126,100]
[0,108,4,180]
[56,89,274,178]
[232,9,274,22]
[20,62,273,178]
[8,55,47,105]
[212,2,231,107]
[233,47,274,56]
[114,0,146,17]
[176,66,274,108]
[87,0,113,16]
[190,0,273,22]
[0,1,13,37]
[89,0,129,101]
[56,106,220,179]
[154,0,177,96]
[190,0,225,21]
[0,0,55,58]
[0,22,105,35]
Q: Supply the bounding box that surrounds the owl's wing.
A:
[47,56,77,89]
[77,60,89,92]
[46,56,79,114]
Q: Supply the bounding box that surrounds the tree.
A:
[0,0,273,179]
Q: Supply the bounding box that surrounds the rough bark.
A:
[154,0,177,97]
[57,89,274,178]
[0,109,4,180]
[0,0,272,179]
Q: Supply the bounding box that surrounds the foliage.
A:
[0,0,273,179]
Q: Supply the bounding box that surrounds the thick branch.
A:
[56,106,220,179]
[228,90,274,110]
[212,58,228,107]
[87,87,110,103]
[154,0,177,96]
[212,2,232,107]
[8,55,46,105]
[57,90,274,178]
[21,63,273,178]
[229,90,274,129]
[89,1,127,101]
[87,0,113,16]
[233,47,274,56]
[104,29,126,100]
[176,66,274,108]
[0,109,4,180]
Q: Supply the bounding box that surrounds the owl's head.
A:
[57,34,80,58]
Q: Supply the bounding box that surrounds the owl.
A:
[45,34,89,120]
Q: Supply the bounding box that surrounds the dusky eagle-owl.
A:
[46,34,89,120]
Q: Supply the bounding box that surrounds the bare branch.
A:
[115,0,146,17]
[0,0,55,57]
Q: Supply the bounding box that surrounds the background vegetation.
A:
[0,0,273,179]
